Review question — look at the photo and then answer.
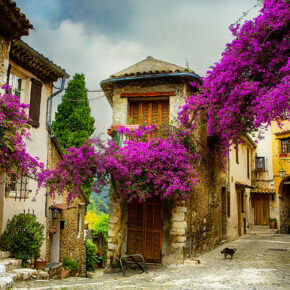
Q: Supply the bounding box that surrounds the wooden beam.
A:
[120,91,175,98]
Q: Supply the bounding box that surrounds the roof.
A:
[251,188,275,195]
[101,56,201,106]
[10,40,69,83]
[110,56,194,78]
[0,0,33,40]
[275,129,290,136]
[50,203,76,211]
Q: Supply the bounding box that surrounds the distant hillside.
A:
[88,187,109,214]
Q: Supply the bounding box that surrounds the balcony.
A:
[107,124,177,146]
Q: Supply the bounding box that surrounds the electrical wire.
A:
[60,95,106,102]
[53,84,103,93]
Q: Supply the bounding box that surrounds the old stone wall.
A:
[111,80,186,126]
[46,138,87,276]
[59,204,86,276]
[186,112,227,257]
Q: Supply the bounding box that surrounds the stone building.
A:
[101,56,228,265]
[46,134,88,276]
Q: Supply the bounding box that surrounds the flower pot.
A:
[36,259,47,270]
[269,221,277,229]
[49,226,57,236]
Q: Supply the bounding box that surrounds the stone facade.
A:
[101,57,228,266]
[46,138,87,277]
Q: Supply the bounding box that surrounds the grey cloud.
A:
[17,0,260,136]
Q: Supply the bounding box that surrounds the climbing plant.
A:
[0,84,43,175]
[179,0,290,159]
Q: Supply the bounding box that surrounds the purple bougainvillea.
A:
[38,131,199,204]
[179,0,290,159]
[0,84,43,176]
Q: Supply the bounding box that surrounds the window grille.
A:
[4,172,31,201]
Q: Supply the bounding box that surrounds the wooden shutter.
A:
[130,100,169,126]
[29,78,42,127]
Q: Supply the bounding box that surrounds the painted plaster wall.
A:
[271,120,290,194]
[0,65,51,259]
[254,128,278,225]
[227,141,254,241]
[271,120,290,232]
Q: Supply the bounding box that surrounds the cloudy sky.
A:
[17,0,260,136]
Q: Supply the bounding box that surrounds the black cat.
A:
[221,247,237,259]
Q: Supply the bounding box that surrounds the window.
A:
[255,157,265,172]
[241,190,245,213]
[129,100,169,125]
[247,148,250,179]
[5,173,29,199]
[235,143,239,164]
[281,138,290,155]
[7,70,23,99]
[77,213,81,238]
[29,78,43,128]
[227,191,231,217]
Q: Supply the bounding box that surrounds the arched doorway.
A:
[279,177,290,234]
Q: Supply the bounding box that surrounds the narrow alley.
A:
[14,226,290,289]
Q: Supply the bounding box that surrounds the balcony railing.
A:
[108,124,178,147]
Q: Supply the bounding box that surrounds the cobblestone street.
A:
[14,226,290,289]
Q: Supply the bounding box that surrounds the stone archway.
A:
[279,177,290,234]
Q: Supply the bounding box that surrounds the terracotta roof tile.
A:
[0,0,33,40]
[110,56,194,78]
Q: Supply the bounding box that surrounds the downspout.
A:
[46,75,67,130]
[45,75,67,219]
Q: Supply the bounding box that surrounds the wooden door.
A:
[237,191,242,236]
[254,195,269,225]
[127,195,162,262]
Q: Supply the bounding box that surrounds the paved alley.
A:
[14,226,290,289]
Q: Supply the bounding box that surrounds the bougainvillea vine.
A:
[38,127,199,204]
[0,84,43,176]
[179,0,290,159]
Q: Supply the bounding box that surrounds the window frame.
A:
[255,156,265,172]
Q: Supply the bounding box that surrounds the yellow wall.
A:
[271,120,290,196]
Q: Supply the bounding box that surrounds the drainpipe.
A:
[45,75,67,219]
[46,75,67,129]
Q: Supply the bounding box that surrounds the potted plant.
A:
[269,218,277,229]
[49,226,57,236]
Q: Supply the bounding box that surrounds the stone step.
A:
[0,276,13,290]
[0,258,22,273]
[0,251,11,260]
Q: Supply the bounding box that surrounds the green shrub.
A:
[86,239,97,271]
[0,213,44,266]
[63,256,80,272]
[92,213,109,241]
[269,217,277,224]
